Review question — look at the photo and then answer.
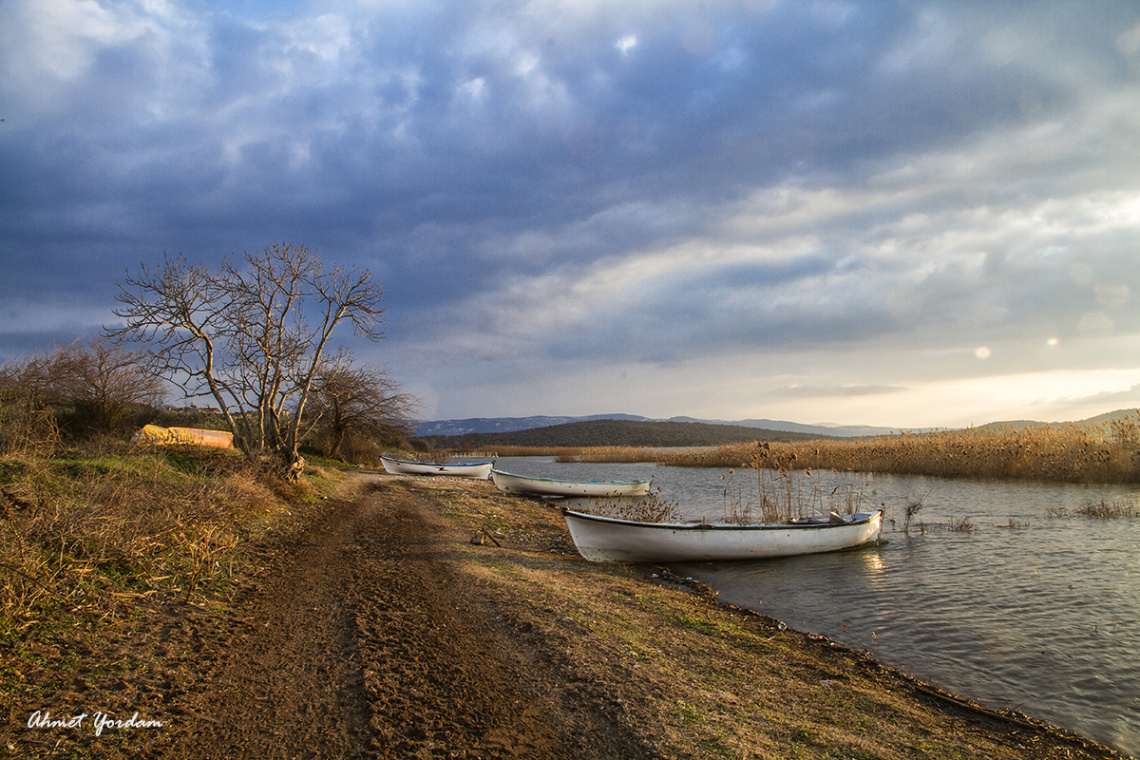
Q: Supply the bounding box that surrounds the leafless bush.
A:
[946,515,976,532]
[901,497,925,533]
[0,389,62,456]
[1048,497,1140,518]
[306,359,420,461]
[0,338,164,446]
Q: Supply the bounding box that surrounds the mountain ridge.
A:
[417,418,834,449]
[415,414,897,439]
[415,409,1140,440]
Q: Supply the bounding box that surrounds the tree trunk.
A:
[278,448,306,482]
[327,426,346,461]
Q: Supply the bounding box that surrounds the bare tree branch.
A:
[306,355,420,460]
[106,243,393,479]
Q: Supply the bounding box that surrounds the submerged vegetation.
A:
[1046,497,1140,518]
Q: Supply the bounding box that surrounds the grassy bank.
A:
[0,443,340,645]
[0,444,350,758]
[0,448,1128,758]
[412,475,1125,759]
[477,414,1140,484]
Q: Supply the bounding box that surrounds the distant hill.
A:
[416,414,895,439]
[418,418,838,449]
[415,409,1140,449]
[667,416,901,438]
[977,409,1140,433]
[415,414,647,438]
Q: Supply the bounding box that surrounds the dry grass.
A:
[429,478,1121,760]
[527,413,1140,484]
[0,442,338,637]
[580,489,683,523]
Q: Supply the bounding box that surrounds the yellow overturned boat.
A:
[133,424,234,450]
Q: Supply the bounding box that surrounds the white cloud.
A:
[0,0,190,92]
[1116,23,1140,56]
[6,0,1140,429]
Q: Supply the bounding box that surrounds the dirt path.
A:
[5,472,1127,760]
[142,476,653,759]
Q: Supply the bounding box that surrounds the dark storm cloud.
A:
[2,0,1140,424]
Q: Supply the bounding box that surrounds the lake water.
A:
[493,456,1140,757]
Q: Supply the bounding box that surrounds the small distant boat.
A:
[562,508,883,563]
[491,468,651,497]
[380,455,493,479]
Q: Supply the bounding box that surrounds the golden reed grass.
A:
[482,413,1140,485]
[0,443,320,634]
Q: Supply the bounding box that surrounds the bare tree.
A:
[307,355,420,460]
[51,339,166,432]
[0,351,63,453]
[108,242,386,479]
[0,339,164,436]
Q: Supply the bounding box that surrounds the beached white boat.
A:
[562,508,883,563]
[381,455,493,479]
[491,468,651,497]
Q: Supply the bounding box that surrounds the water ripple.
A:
[497,458,1140,757]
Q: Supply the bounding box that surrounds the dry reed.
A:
[583,488,682,523]
[1046,497,1140,519]
[532,413,1140,485]
[719,467,872,523]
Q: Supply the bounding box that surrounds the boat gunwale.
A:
[382,455,495,468]
[561,508,883,532]
[491,468,651,487]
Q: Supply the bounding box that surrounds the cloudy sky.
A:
[2,0,1140,429]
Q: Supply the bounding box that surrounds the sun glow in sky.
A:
[2,1,1140,429]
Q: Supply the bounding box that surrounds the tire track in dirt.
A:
[146,476,654,759]
[352,499,560,757]
[350,480,656,759]
[149,489,376,759]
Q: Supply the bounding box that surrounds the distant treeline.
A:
[419,418,834,449]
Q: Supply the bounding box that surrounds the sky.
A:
[2,0,1140,429]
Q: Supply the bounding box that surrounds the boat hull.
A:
[133,424,234,450]
[381,456,493,479]
[562,509,883,563]
[491,469,651,497]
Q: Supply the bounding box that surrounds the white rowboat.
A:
[491,468,651,497]
[562,508,883,563]
[381,455,493,479]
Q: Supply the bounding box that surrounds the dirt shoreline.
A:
[2,471,1129,759]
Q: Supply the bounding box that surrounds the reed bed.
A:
[0,444,334,636]
[553,414,1140,484]
[583,488,682,523]
[1045,497,1140,518]
[583,468,873,525]
[720,467,872,523]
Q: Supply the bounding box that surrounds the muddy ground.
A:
[1,473,1129,759]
